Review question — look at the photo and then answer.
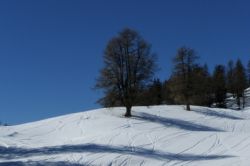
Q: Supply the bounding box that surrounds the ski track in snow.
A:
[1,105,250,165]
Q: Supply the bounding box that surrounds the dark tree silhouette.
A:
[170,47,199,111]
[212,65,227,108]
[233,59,247,109]
[226,60,235,96]
[138,78,163,106]
[162,79,175,105]
[247,60,250,86]
[192,64,213,106]
[96,28,157,117]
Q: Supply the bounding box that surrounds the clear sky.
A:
[0,0,249,125]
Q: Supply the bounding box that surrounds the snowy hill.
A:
[1,106,250,165]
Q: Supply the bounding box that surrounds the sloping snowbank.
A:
[1,106,250,165]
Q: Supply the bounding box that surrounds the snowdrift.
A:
[1,105,250,165]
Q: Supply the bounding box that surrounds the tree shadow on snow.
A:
[193,108,244,120]
[134,112,224,132]
[0,144,234,163]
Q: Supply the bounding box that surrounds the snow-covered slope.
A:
[1,106,250,165]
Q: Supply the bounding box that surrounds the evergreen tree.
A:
[247,60,250,86]
[170,47,199,111]
[96,28,157,117]
[226,60,235,96]
[202,64,214,106]
[147,79,163,105]
[138,79,163,106]
[162,79,175,105]
[233,59,247,109]
[212,65,227,108]
[192,64,213,106]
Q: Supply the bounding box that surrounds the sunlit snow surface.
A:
[1,105,250,166]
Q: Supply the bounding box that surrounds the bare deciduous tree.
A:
[170,47,199,111]
[96,28,157,117]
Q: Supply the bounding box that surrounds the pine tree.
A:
[96,28,157,117]
[212,65,227,108]
[192,64,213,106]
[247,60,250,86]
[226,60,235,96]
[138,79,163,106]
[147,79,163,105]
[162,80,175,105]
[233,59,247,109]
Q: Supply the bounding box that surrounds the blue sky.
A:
[0,0,249,124]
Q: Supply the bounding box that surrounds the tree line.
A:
[96,28,250,116]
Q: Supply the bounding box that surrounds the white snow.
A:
[1,105,250,165]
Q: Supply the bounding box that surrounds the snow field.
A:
[1,105,250,165]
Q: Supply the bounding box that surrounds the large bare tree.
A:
[96,28,157,117]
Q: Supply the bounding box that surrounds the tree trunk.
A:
[125,106,132,117]
[237,96,241,110]
[186,103,191,111]
[243,92,245,109]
